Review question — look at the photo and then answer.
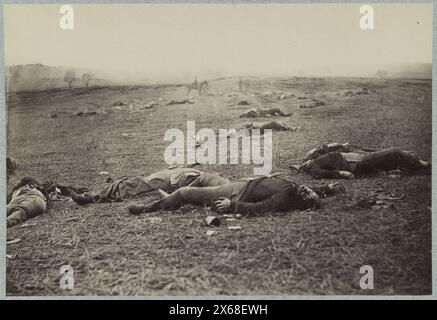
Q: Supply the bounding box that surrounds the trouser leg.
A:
[356,148,422,173]
[187,173,230,187]
[7,195,46,225]
[96,177,160,202]
[149,182,246,212]
[305,152,351,178]
[7,208,27,227]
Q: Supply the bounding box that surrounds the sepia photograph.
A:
[3,3,433,297]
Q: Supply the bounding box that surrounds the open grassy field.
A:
[6,76,432,296]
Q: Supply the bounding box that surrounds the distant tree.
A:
[375,70,388,79]
[63,70,76,88]
[81,73,94,87]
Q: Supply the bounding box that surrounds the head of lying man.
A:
[16,177,43,190]
[295,185,321,210]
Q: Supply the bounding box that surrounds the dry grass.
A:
[6,77,431,296]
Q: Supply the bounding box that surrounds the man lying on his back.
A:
[290,142,430,179]
[128,175,345,216]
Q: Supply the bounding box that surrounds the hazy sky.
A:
[4,3,433,81]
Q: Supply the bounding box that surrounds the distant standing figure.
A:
[186,79,208,96]
[198,80,208,95]
[185,77,200,95]
[238,78,244,92]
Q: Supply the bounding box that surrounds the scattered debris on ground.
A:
[206,230,217,236]
[121,133,136,137]
[351,191,406,210]
[205,216,221,227]
[228,225,242,231]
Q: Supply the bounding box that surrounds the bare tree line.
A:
[6,66,95,91]
[63,70,94,88]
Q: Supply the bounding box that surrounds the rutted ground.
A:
[6,77,431,295]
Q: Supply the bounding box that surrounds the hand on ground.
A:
[213,197,231,213]
[339,171,354,179]
[328,182,346,194]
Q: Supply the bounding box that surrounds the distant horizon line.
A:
[5,61,432,85]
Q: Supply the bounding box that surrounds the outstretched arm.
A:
[311,183,346,198]
[214,191,292,216]
[307,167,354,179]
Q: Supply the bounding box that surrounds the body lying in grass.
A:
[243,121,298,132]
[7,177,50,227]
[129,176,345,216]
[239,108,292,118]
[7,177,89,227]
[227,121,301,138]
[290,143,430,179]
[71,166,229,205]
